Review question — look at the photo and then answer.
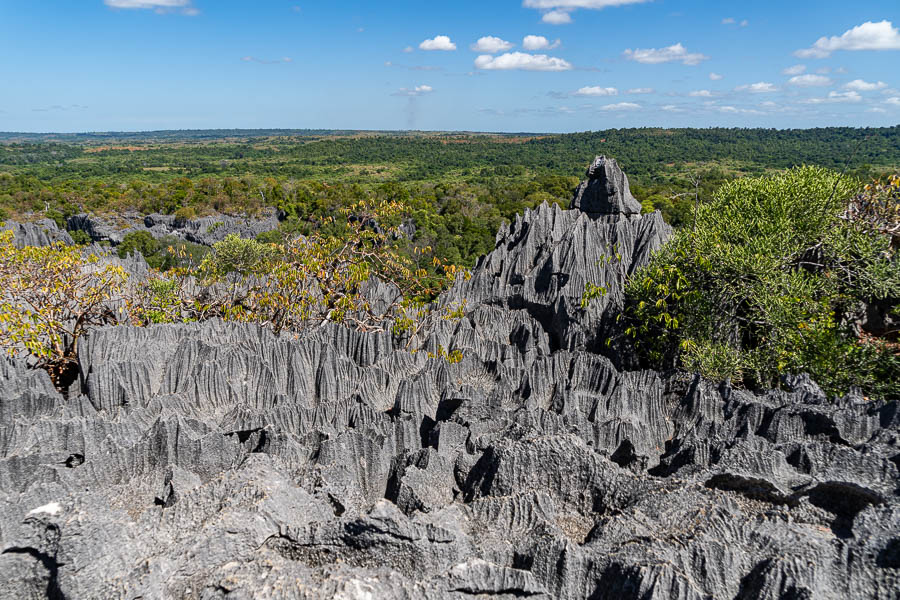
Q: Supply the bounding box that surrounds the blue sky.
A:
[2,0,899,132]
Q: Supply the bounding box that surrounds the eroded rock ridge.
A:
[1,159,897,599]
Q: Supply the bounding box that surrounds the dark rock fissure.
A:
[1,157,897,598]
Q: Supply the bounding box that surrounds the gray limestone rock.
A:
[1,219,74,248]
[1,156,897,599]
[571,155,643,216]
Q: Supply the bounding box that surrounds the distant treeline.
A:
[0,127,897,269]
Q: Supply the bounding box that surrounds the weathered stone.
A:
[1,157,897,599]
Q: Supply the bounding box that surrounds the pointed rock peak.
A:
[571,155,642,216]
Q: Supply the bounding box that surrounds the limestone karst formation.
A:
[1,157,898,599]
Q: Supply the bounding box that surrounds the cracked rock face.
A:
[1,160,898,599]
[65,209,282,247]
[2,219,74,249]
[570,156,643,216]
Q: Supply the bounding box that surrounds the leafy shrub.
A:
[118,231,160,260]
[174,205,197,221]
[117,231,208,271]
[69,229,92,245]
[0,230,128,388]
[202,234,276,278]
[129,199,465,339]
[624,167,899,399]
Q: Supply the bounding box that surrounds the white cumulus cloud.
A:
[795,20,900,58]
[844,79,888,91]
[782,64,806,76]
[885,97,900,106]
[474,52,572,71]
[420,35,457,51]
[689,90,714,97]
[787,74,833,87]
[392,85,434,97]
[623,43,709,65]
[803,91,863,104]
[542,10,573,24]
[598,102,641,111]
[626,87,654,94]
[574,86,618,96]
[470,36,514,53]
[523,35,561,50]
[736,82,778,93]
[104,0,197,13]
[709,72,723,80]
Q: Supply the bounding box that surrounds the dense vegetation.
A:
[624,169,899,399]
[2,127,898,270]
[1,128,898,398]
[0,197,463,391]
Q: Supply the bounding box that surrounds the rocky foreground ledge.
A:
[1,158,898,599]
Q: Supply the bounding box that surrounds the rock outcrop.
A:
[1,159,897,599]
[66,209,281,247]
[1,219,74,248]
[570,156,643,216]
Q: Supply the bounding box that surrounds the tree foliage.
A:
[127,198,464,339]
[0,229,128,387]
[624,168,900,399]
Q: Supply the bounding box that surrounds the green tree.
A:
[623,167,899,399]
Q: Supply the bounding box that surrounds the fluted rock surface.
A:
[1,219,74,248]
[1,159,898,599]
[571,156,642,216]
[66,209,281,247]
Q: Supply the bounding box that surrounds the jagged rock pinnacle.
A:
[571,155,643,216]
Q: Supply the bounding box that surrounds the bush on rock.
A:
[624,167,899,399]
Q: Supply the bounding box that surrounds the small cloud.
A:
[844,79,887,91]
[241,56,292,64]
[32,104,88,112]
[523,0,651,22]
[736,82,778,93]
[626,87,654,94]
[523,35,561,50]
[740,20,749,27]
[689,90,714,97]
[709,72,723,81]
[718,105,762,114]
[542,9,573,24]
[869,107,887,113]
[471,36,514,53]
[885,97,900,106]
[787,74,833,87]
[598,102,640,111]
[802,90,862,104]
[759,101,778,108]
[402,46,414,53]
[104,0,197,14]
[573,86,618,96]
[721,17,735,24]
[661,104,683,112]
[795,20,900,58]
[474,52,572,71]
[623,43,709,66]
[392,85,434,97]
[419,35,456,51]
[782,64,806,76]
